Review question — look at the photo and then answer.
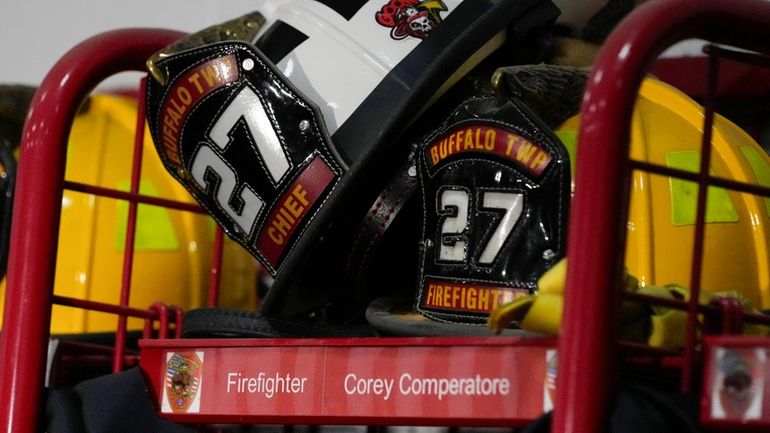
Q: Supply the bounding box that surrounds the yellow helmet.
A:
[555,78,770,309]
[0,93,259,334]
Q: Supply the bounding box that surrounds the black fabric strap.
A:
[181,308,379,338]
[345,150,418,285]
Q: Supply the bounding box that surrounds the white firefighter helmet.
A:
[145,0,560,319]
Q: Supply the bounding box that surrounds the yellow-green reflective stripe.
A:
[739,145,770,217]
[116,180,179,251]
[666,151,738,225]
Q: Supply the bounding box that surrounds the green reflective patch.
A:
[666,151,738,225]
[555,130,577,178]
[739,145,770,217]
[116,180,179,250]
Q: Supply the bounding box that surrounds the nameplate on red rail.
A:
[701,337,770,427]
[140,338,555,425]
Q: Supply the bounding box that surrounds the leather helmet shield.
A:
[416,96,570,324]
[145,42,343,275]
[144,1,562,319]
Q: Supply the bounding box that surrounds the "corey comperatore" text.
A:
[344,373,510,401]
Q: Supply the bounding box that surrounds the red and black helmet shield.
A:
[145,42,344,279]
[415,96,570,324]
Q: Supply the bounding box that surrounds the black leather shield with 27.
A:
[415,96,570,324]
[145,42,344,277]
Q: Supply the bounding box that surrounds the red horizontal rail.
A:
[51,295,167,320]
[55,342,140,370]
[139,336,557,349]
[64,180,207,213]
[58,354,139,368]
[623,293,770,326]
[618,341,682,358]
[56,339,136,355]
[630,160,770,197]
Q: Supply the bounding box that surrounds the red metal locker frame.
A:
[2,0,770,432]
[558,1,770,432]
[0,28,186,433]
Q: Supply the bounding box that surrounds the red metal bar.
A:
[57,340,125,356]
[710,297,745,335]
[174,306,184,339]
[151,303,170,340]
[623,292,770,327]
[618,341,681,358]
[555,1,770,432]
[207,227,225,307]
[52,295,160,320]
[629,160,770,197]
[143,316,154,340]
[64,180,207,213]
[145,303,180,340]
[0,28,185,433]
[113,77,148,373]
[681,47,719,394]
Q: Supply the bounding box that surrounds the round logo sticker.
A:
[165,351,203,413]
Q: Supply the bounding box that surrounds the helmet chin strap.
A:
[345,149,419,289]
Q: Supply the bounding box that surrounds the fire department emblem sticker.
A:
[710,347,765,420]
[162,351,204,413]
[376,0,448,40]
